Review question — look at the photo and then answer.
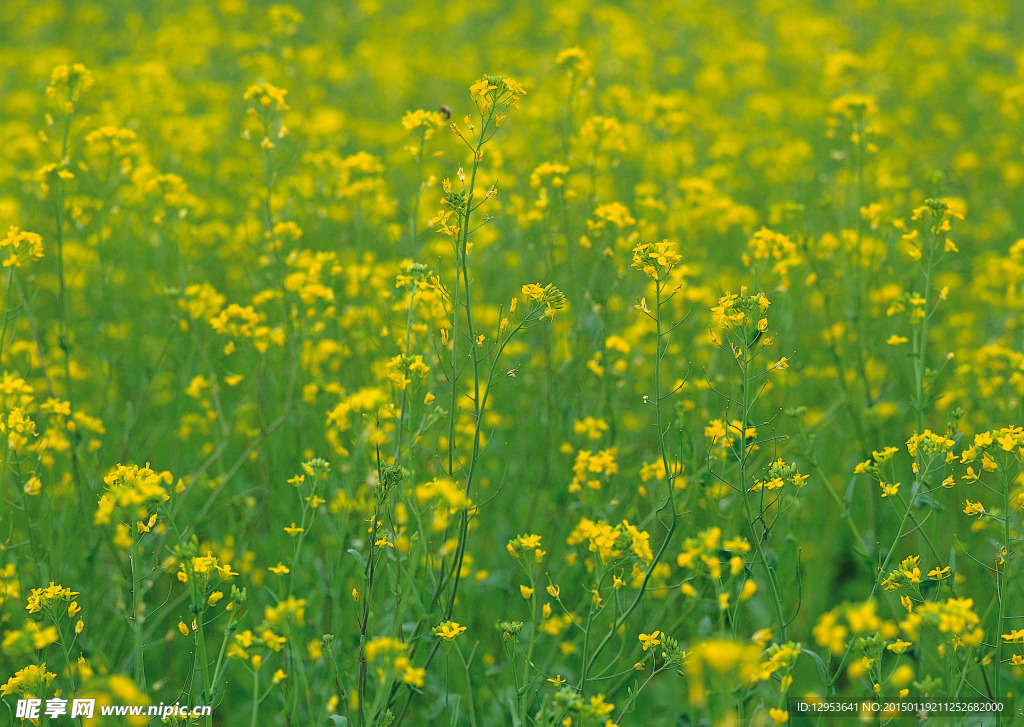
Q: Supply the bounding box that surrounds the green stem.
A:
[443,650,451,725]
[581,280,679,681]
[0,267,15,356]
[52,614,84,727]
[409,132,426,253]
[207,610,239,708]
[356,554,376,727]
[53,112,87,510]
[393,289,418,462]
[737,329,787,641]
[130,539,146,692]
[286,498,312,598]
[250,666,260,727]
[392,86,521,727]
[455,641,478,727]
[914,227,937,432]
[441,102,496,622]
[186,568,213,726]
[993,467,1011,715]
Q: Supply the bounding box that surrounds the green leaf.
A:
[347,548,367,572]
[802,647,830,686]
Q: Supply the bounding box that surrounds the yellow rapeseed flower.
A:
[433,621,467,641]
[638,631,661,651]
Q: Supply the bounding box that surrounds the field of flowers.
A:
[1,1,1023,725]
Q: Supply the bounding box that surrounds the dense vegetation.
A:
[1,1,1023,724]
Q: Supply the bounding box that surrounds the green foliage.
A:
[0,1,1023,725]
